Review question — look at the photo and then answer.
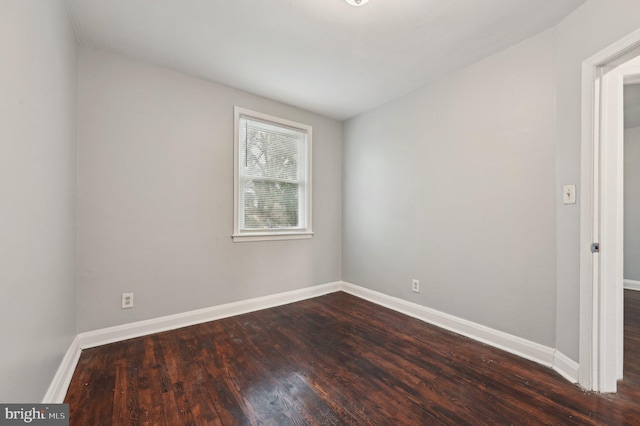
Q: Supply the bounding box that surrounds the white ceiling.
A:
[65,0,584,121]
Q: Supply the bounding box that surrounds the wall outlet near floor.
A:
[122,292,134,309]
[412,279,420,293]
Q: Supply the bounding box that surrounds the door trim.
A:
[580,28,640,393]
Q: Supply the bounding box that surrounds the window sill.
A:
[232,232,314,243]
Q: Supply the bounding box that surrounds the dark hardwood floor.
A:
[65,291,640,425]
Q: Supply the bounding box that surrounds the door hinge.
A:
[591,242,600,254]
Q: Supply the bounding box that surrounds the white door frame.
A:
[580,28,640,393]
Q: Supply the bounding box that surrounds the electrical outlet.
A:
[122,293,134,309]
[412,279,420,293]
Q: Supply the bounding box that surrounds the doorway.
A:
[580,30,640,393]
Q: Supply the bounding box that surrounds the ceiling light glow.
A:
[345,0,370,6]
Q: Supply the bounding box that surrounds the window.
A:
[233,107,312,242]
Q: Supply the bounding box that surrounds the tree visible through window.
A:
[233,107,312,242]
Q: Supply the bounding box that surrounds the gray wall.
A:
[555,0,640,362]
[77,48,342,332]
[343,30,558,346]
[625,126,640,282]
[0,1,77,402]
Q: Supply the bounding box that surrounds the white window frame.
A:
[233,107,313,242]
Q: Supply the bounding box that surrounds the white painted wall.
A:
[625,126,640,282]
[77,48,342,332]
[343,30,557,347]
[0,0,77,402]
[555,0,640,362]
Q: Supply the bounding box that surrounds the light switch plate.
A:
[563,185,576,205]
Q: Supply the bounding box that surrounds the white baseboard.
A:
[624,279,640,291]
[553,351,580,384]
[46,279,580,402]
[340,281,578,383]
[78,281,342,349]
[42,336,82,403]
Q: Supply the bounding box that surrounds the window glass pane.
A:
[243,179,299,229]
[242,123,300,181]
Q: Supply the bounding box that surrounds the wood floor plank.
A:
[66,291,640,425]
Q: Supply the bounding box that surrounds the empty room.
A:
[4,0,640,424]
